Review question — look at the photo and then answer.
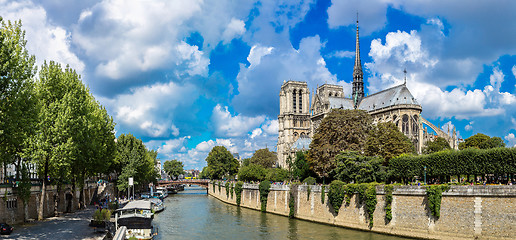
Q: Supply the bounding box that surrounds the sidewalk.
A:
[1,206,106,240]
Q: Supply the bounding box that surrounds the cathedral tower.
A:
[277,80,310,168]
[352,15,364,108]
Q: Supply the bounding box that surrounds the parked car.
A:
[0,223,13,235]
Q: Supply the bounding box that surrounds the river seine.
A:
[153,186,411,240]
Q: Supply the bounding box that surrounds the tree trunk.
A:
[23,201,28,222]
[38,161,48,220]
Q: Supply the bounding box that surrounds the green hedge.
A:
[389,148,516,181]
[259,181,271,212]
[235,181,244,206]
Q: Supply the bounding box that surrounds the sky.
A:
[2,0,516,170]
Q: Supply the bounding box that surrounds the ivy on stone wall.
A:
[235,181,243,206]
[289,184,298,218]
[218,181,221,193]
[306,186,311,201]
[212,181,216,193]
[328,180,345,215]
[426,184,450,219]
[321,185,325,204]
[230,183,234,199]
[364,184,377,228]
[259,181,271,212]
[384,185,394,222]
[225,182,230,198]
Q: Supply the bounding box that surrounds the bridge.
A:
[157,179,209,188]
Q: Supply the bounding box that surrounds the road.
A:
[1,207,106,240]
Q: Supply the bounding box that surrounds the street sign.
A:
[129,177,133,186]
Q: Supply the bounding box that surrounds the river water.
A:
[153,186,411,240]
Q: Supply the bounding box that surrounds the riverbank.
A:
[208,182,515,240]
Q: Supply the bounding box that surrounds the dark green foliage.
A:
[292,151,313,181]
[212,181,216,193]
[235,181,243,206]
[250,148,277,168]
[333,151,387,183]
[384,185,394,222]
[259,181,271,212]
[230,183,234,199]
[303,176,316,185]
[308,109,373,178]
[218,181,221,193]
[459,133,505,150]
[328,180,345,215]
[423,137,451,154]
[205,146,239,179]
[364,184,377,228]
[321,185,326,204]
[306,186,311,201]
[238,164,267,182]
[225,182,230,198]
[426,184,450,219]
[266,168,289,182]
[365,122,415,162]
[389,148,516,182]
[163,160,185,179]
[289,184,298,218]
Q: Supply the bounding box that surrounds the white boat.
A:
[115,200,156,239]
[146,198,165,213]
[155,187,168,198]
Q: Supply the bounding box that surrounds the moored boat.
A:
[146,198,165,213]
[115,200,156,239]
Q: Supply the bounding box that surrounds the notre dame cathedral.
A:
[276,20,458,168]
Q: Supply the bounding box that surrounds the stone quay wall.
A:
[208,182,516,240]
[0,183,98,224]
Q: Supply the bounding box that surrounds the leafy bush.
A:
[328,180,345,215]
[238,164,267,182]
[384,185,394,222]
[426,184,450,219]
[364,184,377,228]
[266,168,290,182]
[225,182,230,198]
[321,185,326,204]
[259,181,271,212]
[230,183,234,199]
[333,151,387,183]
[235,181,244,206]
[289,184,298,218]
[218,181,221,192]
[303,176,316,185]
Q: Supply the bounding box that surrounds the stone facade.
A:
[209,182,516,240]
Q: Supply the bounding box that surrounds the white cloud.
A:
[327,50,355,59]
[211,104,265,137]
[102,81,198,137]
[327,0,395,35]
[146,136,190,157]
[504,133,516,147]
[489,67,504,91]
[262,120,279,135]
[0,0,84,73]
[247,45,274,67]
[250,128,262,139]
[222,18,245,44]
[465,121,474,131]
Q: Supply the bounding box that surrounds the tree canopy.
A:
[163,160,184,179]
[308,109,373,178]
[423,137,451,154]
[205,146,239,179]
[332,151,387,184]
[365,122,415,162]
[459,133,505,150]
[250,148,277,168]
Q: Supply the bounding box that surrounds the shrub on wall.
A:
[328,180,345,215]
[259,181,271,212]
[321,185,326,204]
[230,183,234,199]
[426,184,450,219]
[225,182,230,198]
[212,181,216,193]
[235,181,244,206]
[289,184,298,218]
[364,184,377,228]
[218,181,221,193]
[384,185,394,222]
[303,176,316,185]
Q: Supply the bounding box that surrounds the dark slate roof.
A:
[328,97,355,110]
[358,84,419,111]
[291,137,312,150]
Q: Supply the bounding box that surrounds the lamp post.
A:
[424,166,427,185]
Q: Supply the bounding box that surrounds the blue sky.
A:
[2,0,516,170]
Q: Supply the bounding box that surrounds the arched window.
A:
[293,89,296,112]
[412,115,419,135]
[299,90,303,112]
[402,114,409,135]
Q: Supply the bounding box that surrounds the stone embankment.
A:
[209,182,516,240]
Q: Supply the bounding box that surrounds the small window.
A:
[6,198,17,209]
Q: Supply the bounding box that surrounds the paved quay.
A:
[1,207,106,240]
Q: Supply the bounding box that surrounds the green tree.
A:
[265,168,289,182]
[163,160,185,179]
[241,158,251,167]
[332,151,387,183]
[308,109,373,178]
[238,163,267,182]
[0,19,37,179]
[365,122,415,163]
[292,151,312,181]
[205,146,239,179]
[459,133,505,149]
[250,148,277,168]
[423,137,451,154]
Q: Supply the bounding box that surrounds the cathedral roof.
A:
[358,84,419,111]
[291,137,312,150]
[328,97,355,110]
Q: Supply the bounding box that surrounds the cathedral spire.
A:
[352,12,364,108]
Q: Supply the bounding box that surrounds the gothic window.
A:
[299,90,303,112]
[402,114,409,135]
[293,90,296,112]
[412,115,419,136]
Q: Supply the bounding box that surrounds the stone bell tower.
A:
[277,80,310,168]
